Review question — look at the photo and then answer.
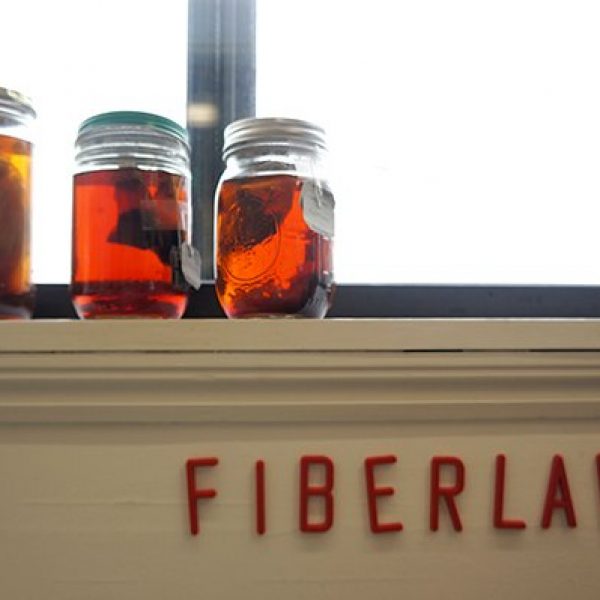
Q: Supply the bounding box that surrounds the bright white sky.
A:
[3,1,600,284]
[1,0,187,284]
[257,0,600,284]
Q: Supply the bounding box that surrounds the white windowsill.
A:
[0,318,600,352]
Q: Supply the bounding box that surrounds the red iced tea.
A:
[0,133,32,319]
[216,173,333,318]
[71,168,188,318]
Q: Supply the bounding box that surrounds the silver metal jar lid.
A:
[0,87,36,119]
[223,117,327,159]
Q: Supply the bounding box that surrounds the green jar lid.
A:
[78,111,188,145]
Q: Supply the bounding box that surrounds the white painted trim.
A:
[2,319,600,599]
[0,319,599,424]
[1,318,600,352]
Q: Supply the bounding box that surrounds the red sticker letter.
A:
[186,457,218,536]
[596,454,600,500]
[299,455,334,533]
[493,454,526,529]
[364,455,403,533]
[430,456,465,531]
[541,454,577,528]
[256,460,266,535]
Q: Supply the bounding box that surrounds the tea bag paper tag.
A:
[301,179,335,238]
[181,243,202,290]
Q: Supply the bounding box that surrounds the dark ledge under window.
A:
[31,284,600,319]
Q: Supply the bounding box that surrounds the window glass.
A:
[6,1,600,287]
[257,0,600,284]
[1,0,187,283]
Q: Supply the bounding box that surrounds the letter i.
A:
[256,460,266,535]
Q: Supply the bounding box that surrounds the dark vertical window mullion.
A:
[187,0,256,282]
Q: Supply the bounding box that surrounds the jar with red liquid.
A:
[215,118,334,318]
[72,112,191,319]
[0,88,35,319]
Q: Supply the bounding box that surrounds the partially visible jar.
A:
[71,111,191,319]
[0,88,35,319]
[215,117,335,318]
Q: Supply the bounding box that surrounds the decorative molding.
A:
[0,320,600,424]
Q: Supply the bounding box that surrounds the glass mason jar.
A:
[215,117,335,318]
[71,111,191,319]
[0,88,35,319]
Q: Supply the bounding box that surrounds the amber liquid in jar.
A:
[72,168,188,318]
[0,134,32,319]
[216,174,333,318]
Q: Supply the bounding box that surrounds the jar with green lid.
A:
[71,111,193,319]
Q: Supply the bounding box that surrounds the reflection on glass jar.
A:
[216,118,335,318]
[71,112,191,319]
[0,88,35,319]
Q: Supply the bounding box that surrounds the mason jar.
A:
[0,88,35,319]
[215,117,335,318]
[72,111,191,319]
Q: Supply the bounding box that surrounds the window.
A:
[7,0,600,316]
